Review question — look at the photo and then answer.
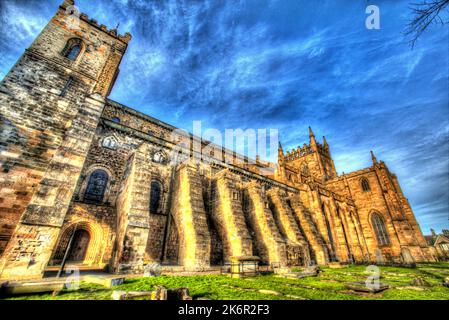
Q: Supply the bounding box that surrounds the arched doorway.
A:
[67,229,90,262]
[53,228,91,264]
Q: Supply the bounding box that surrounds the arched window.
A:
[111,117,120,123]
[150,180,162,214]
[371,212,390,246]
[62,38,83,61]
[361,177,371,192]
[84,169,108,203]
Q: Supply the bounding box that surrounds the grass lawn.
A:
[3,263,449,300]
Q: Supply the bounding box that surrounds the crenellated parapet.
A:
[285,143,313,161]
[60,0,132,44]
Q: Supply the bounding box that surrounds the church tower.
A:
[279,127,337,184]
[0,0,131,279]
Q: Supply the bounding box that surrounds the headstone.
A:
[84,275,125,288]
[375,249,384,265]
[1,281,65,296]
[167,287,192,300]
[112,287,192,300]
[346,281,389,293]
[258,289,281,296]
[410,277,431,287]
[143,263,162,277]
[151,286,167,300]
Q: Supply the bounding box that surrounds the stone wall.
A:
[0,1,128,279]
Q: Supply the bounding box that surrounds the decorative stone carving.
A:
[152,150,167,164]
[102,136,118,150]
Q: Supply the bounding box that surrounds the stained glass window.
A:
[84,169,108,203]
[371,212,390,246]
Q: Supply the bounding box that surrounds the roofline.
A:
[105,98,276,167]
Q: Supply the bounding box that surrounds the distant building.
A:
[425,230,449,261]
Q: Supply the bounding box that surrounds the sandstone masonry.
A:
[0,1,437,280]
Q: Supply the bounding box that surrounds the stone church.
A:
[0,1,436,280]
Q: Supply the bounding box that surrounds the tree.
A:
[405,0,449,47]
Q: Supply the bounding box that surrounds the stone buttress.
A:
[244,181,287,266]
[288,194,329,265]
[170,162,211,270]
[211,170,253,261]
[267,188,311,266]
[114,144,152,273]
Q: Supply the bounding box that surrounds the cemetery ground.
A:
[2,262,449,300]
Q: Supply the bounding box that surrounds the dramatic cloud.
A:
[0,0,448,233]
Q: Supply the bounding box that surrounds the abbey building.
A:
[0,1,436,280]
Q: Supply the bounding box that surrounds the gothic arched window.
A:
[84,169,108,203]
[361,177,371,192]
[371,212,390,246]
[150,180,162,214]
[62,38,83,61]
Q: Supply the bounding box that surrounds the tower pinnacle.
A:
[308,126,317,148]
[308,126,315,138]
[370,150,378,165]
[323,136,328,148]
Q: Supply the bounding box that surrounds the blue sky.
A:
[0,0,448,234]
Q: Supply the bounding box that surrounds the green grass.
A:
[3,262,449,300]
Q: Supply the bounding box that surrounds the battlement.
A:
[60,0,132,44]
[285,144,313,161]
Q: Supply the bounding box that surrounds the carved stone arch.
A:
[78,165,115,204]
[51,218,107,266]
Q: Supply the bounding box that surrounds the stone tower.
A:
[0,0,131,279]
[278,127,337,184]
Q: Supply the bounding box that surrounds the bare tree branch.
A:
[404,0,449,47]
